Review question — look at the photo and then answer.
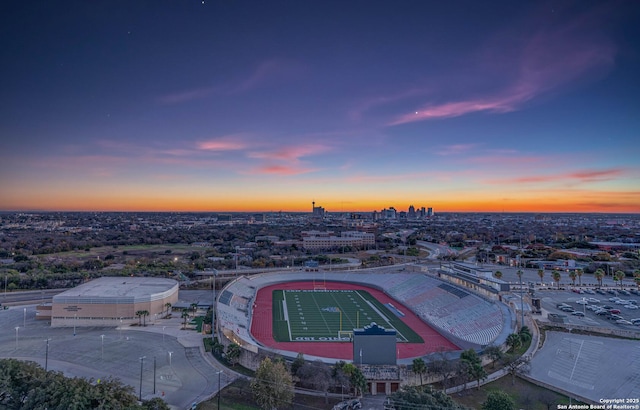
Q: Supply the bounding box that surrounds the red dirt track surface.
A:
[250,281,459,360]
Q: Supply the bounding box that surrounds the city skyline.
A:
[1,1,639,213]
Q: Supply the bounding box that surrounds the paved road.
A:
[0,290,231,410]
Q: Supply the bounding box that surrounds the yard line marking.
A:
[310,291,333,335]
[282,291,292,341]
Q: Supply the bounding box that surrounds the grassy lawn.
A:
[197,379,341,410]
[451,376,582,410]
[40,244,195,260]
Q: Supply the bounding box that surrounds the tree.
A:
[594,268,605,287]
[251,357,294,410]
[538,269,545,285]
[291,352,305,377]
[164,302,172,317]
[494,270,503,280]
[502,354,530,385]
[519,326,532,344]
[576,268,583,286]
[552,271,561,288]
[0,358,168,409]
[484,345,503,369]
[190,302,198,317]
[333,361,366,397]
[482,390,515,410]
[460,349,486,390]
[135,310,146,326]
[429,349,456,391]
[225,343,241,366]
[181,310,190,329]
[614,270,625,289]
[140,310,149,326]
[412,358,427,385]
[296,360,331,394]
[516,269,523,285]
[506,333,522,352]
[388,385,470,410]
[568,271,576,286]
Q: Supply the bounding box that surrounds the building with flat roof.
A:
[45,277,179,327]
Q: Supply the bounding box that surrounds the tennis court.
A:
[272,289,423,343]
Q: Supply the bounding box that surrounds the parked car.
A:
[587,298,600,303]
[629,289,639,295]
[624,305,639,310]
[609,309,621,314]
[349,399,362,409]
[603,305,614,310]
[584,289,596,295]
[560,306,575,312]
[619,290,631,296]
[557,303,571,308]
[630,318,640,324]
[616,319,633,325]
[571,311,585,317]
[608,314,624,321]
[595,289,606,295]
[596,310,611,316]
[576,299,589,305]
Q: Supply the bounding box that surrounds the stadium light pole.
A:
[15,326,19,350]
[101,334,105,360]
[73,314,77,336]
[168,351,173,367]
[153,356,156,395]
[45,338,50,371]
[139,356,146,401]
[217,370,223,409]
[23,307,26,328]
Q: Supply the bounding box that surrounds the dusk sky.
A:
[1,1,639,213]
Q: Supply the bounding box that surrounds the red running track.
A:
[250,281,459,360]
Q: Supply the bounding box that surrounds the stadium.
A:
[216,263,515,393]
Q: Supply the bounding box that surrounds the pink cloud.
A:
[158,86,219,104]
[158,59,303,104]
[249,144,331,161]
[436,144,480,156]
[197,136,248,151]
[249,165,317,176]
[387,5,616,125]
[487,168,626,184]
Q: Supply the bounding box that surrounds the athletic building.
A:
[46,277,179,327]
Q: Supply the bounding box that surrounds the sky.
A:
[1,1,639,213]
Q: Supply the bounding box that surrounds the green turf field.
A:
[272,289,423,343]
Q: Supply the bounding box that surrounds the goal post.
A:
[337,330,353,341]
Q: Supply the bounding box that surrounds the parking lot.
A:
[537,287,640,329]
[0,290,227,410]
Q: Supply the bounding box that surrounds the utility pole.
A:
[139,356,146,401]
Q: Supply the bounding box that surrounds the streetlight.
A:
[163,326,166,343]
[153,356,157,395]
[139,356,146,401]
[168,351,173,367]
[45,338,51,371]
[73,314,77,336]
[23,307,26,328]
[15,326,19,350]
[217,370,223,409]
[101,334,105,360]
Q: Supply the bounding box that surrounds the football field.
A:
[272,289,423,343]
